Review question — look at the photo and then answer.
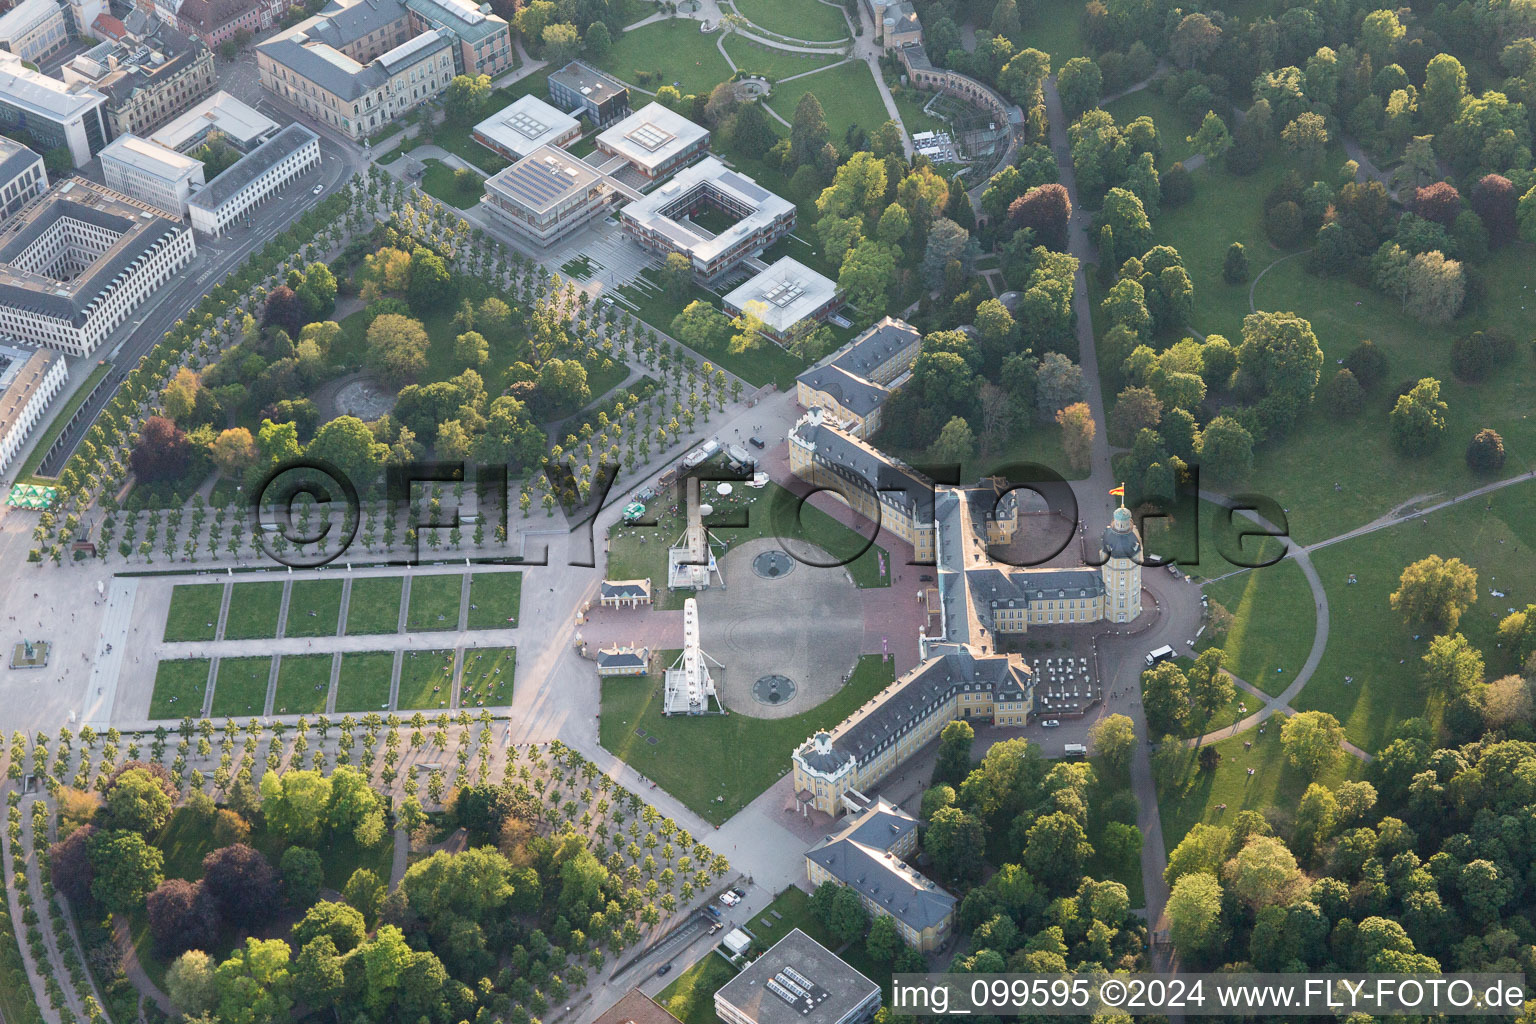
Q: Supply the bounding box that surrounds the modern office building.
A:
[481,143,618,247]
[793,316,920,436]
[715,930,880,1024]
[0,178,196,356]
[0,344,67,475]
[724,257,841,344]
[619,158,795,283]
[595,102,709,181]
[472,94,580,162]
[547,60,629,125]
[804,799,956,951]
[0,0,72,63]
[61,26,217,139]
[0,51,110,167]
[186,123,320,235]
[99,133,205,216]
[0,138,47,223]
[148,90,278,152]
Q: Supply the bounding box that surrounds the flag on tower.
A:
[1109,484,1125,497]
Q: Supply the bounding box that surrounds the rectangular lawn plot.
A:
[210,656,273,717]
[345,577,404,635]
[272,654,334,716]
[149,658,211,719]
[334,651,397,712]
[459,647,515,707]
[467,572,522,629]
[397,648,457,711]
[284,579,343,637]
[163,583,224,642]
[406,573,464,631]
[222,581,285,640]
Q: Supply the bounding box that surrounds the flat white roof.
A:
[620,156,794,266]
[722,256,838,333]
[596,101,708,172]
[0,0,64,37]
[100,134,204,181]
[149,91,278,151]
[473,93,580,158]
[0,50,105,121]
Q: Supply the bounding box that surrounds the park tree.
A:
[1056,402,1095,473]
[366,314,430,385]
[292,901,367,955]
[1421,53,1468,130]
[919,784,956,820]
[1421,631,1484,700]
[789,93,830,168]
[131,416,191,483]
[307,416,388,491]
[1466,428,1506,473]
[1025,812,1093,891]
[584,20,611,57]
[280,847,323,909]
[1323,368,1364,417]
[203,844,280,929]
[104,766,174,835]
[731,100,777,155]
[1171,12,1222,68]
[1412,182,1463,226]
[1470,174,1518,246]
[50,825,96,904]
[214,938,294,1024]
[1189,110,1231,160]
[1280,710,1345,778]
[1223,835,1302,907]
[1058,57,1102,115]
[1196,415,1254,483]
[1097,188,1152,267]
[407,247,453,312]
[1234,310,1323,434]
[1403,251,1466,324]
[921,218,976,289]
[1391,554,1477,633]
[443,74,493,123]
[1165,823,1231,884]
[1089,714,1136,770]
[1188,648,1233,720]
[838,239,898,313]
[671,300,730,352]
[454,330,488,366]
[263,285,304,339]
[162,367,201,423]
[1108,386,1161,447]
[167,951,219,1015]
[537,358,590,416]
[1344,339,1389,388]
[933,719,975,785]
[210,428,257,479]
[929,415,976,465]
[1007,184,1071,251]
[925,806,987,882]
[999,47,1050,107]
[1281,112,1329,167]
[147,879,220,956]
[88,829,164,913]
[1142,662,1190,734]
[1389,377,1449,455]
[1035,352,1084,421]
[1167,872,1223,960]
[865,914,904,964]
[259,770,332,844]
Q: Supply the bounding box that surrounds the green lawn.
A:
[598,20,735,96]
[767,60,891,141]
[149,659,211,719]
[397,648,457,711]
[13,359,112,482]
[1155,718,1363,849]
[606,480,890,611]
[1018,0,1090,63]
[163,583,225,642]
[272,654,334,716]
[467,571,522,629]
[210,656,273,718]
[407,573,464,631]
[155,805,224,882]
[222,581,285,640]
[334,651,398,713]
[345,576,404,635]
[459,647,515,707]
[721,37,845,79]
[428,122,509,175]
[1291,479,1536,753]
[285,579,343,637]
[742,887,886,989]
[1103,87,1198,168]
[600,654,895,823]
[420,157,485,209]
[1198,558,1316,696]
[727,0,849,41]
[657,953,740,1024]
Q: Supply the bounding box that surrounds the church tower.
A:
[1100,501,1142,622]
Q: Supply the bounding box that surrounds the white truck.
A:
[1145,645,1175,667]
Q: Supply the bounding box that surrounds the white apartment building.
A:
[186,124,320,236]
[100,134,206,217]
[0,344,67,475]
[0,137,46,223]
[0,178,196,356]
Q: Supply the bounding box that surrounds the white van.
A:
[1145,645,1175,667]
[1063,743,1088,757]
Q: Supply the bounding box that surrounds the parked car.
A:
[748,436,766,449]
[1041,719,1061,728]
[919,574,934,581]
[708,922,723,934]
